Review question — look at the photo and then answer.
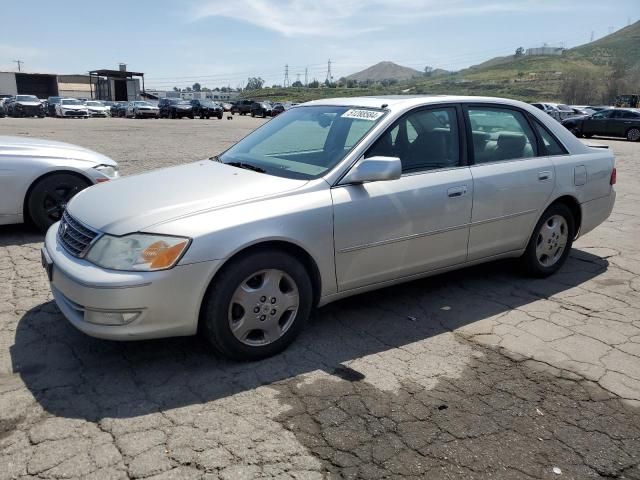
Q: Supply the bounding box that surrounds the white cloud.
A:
[190,0,570,37]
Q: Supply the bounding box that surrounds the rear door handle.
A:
[447,185,467,198]
[538,171,552,181]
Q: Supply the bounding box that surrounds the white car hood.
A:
[67,160,308,235]
[17,101,41,106]
[61,104,86,110]
[0,135,116,166]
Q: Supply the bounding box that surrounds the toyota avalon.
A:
[42,96,616,360]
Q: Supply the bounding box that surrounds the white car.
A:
[84,100,110,117]
[55,98,89,118]
[126,101,160,118]
[0,136,119,230]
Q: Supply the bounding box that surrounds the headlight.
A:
[93,164,120,179]
[86,234,190,271]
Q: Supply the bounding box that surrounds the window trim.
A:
[462,103,541,166]
[362,103,467,176]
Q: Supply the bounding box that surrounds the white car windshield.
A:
[16,95,39,102]
[61,99,83,105]
[219,105,386,180]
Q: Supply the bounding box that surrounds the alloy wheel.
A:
[535,215,568,267]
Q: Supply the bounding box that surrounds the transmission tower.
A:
[295,73,301,85]
[304,68,308,87]
[283,64,290,88]
[325,59,333,84]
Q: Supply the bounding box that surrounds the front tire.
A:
[201,250,313,361]
[520,203,575,277]
[27,173,91,232]
[627,128,640,142]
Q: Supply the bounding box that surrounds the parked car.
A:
[231,99,253,115]
[0,136,119,231]
[46,96,63,116]
[0,97,9,117]
[271,103,288,116]
[220,102,233,112]
[110,102,128,118]
[562,108,640,141]
[6,95,46,117]
[42,95,616,360]
[158,98,193,119]
[83,100,110,117]
[126,101,160,118]
[250,101,273,118]
[531,102,574,121]
[55,98,89,118]
[190,99,223,119]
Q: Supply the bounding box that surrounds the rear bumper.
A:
[579,190,616,237]
[43,224,220,340]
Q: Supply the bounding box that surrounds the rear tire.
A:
[200,249,312,361]
[520,203,575,278]
[627,128,640,142]
[27,173,91,232]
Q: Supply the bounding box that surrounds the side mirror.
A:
[340,156,402,185]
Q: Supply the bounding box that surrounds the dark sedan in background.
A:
[562,108,640,141]
[159,98,194,119]
[190,99,223,119]
[250,101,273,118]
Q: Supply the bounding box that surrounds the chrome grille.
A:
[58,211,98,257]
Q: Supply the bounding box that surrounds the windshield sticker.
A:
[341,109,384,121]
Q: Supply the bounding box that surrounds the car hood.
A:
[87,105,109,110]
[60,104,86,110]
[16,101,41,106]
[0,135,116,166]
[67,160,308,235]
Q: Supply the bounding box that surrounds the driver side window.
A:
[366,107,460,173]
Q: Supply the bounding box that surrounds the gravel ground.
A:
[0,116,639,479]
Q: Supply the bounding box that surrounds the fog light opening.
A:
[84,309,141,326]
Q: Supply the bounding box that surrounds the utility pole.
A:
[283,64,290,88]
[304,67,308,87]
[590,31,594,42]
[325,59,333,84]
[13,60,23,72]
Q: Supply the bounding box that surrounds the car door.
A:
[464,105,555,261]
[582,109,614,136]
[332,105,473,291]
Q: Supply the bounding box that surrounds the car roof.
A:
[302,95,540,112]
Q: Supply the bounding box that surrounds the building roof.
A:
[89,69,144,78]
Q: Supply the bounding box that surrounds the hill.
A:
[346,61,423,82]
[570,20,640,68]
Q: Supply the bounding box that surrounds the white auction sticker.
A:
[341,109,384,121]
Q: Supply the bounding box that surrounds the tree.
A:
[308,79,320,88]
[292,80,303,87]
[424,66,433,77]
[173,86,180,92]
[346,79,358,88]
[515,47,525,57]
[560,68,598,104]
[192,82,201,92]
[245,77,265,90]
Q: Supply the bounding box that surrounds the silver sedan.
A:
[42,95,616,360]
[0,136,119,231]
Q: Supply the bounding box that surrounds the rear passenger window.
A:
[532,120,567,156]
[366,107,460,173]
[468,108,537,163]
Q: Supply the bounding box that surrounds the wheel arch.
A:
[22,169,93,223]
[198,239,323,326]
[547,195,582,238]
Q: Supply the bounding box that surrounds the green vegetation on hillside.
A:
[242,21,639,104]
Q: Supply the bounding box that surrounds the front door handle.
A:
[447,185,467,198]
[538,171,552,181]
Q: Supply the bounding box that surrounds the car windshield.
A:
[202,101,216,107]
[219,105,386,180]
[134,101,152,106]
[175,100,190,105]
[16,95,39,102]
[61,99,82,105]
[86,101,104,106]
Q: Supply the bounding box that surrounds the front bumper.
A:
[43,224,220,340]
[135,109,159,117]
[62,109,89,117]
[89,110,109,117]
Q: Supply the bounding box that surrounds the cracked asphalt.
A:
[0,117,639,479]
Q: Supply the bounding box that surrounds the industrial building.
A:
[525,46,565,56]
[0,64,143,100]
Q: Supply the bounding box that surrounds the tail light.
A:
[610,167,617,185]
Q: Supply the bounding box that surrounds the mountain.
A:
[346,61,423,82]
[570,20,640,68]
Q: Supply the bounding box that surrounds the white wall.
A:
[0,73,18,96]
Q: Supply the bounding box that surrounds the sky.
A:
[0,0,638,90]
